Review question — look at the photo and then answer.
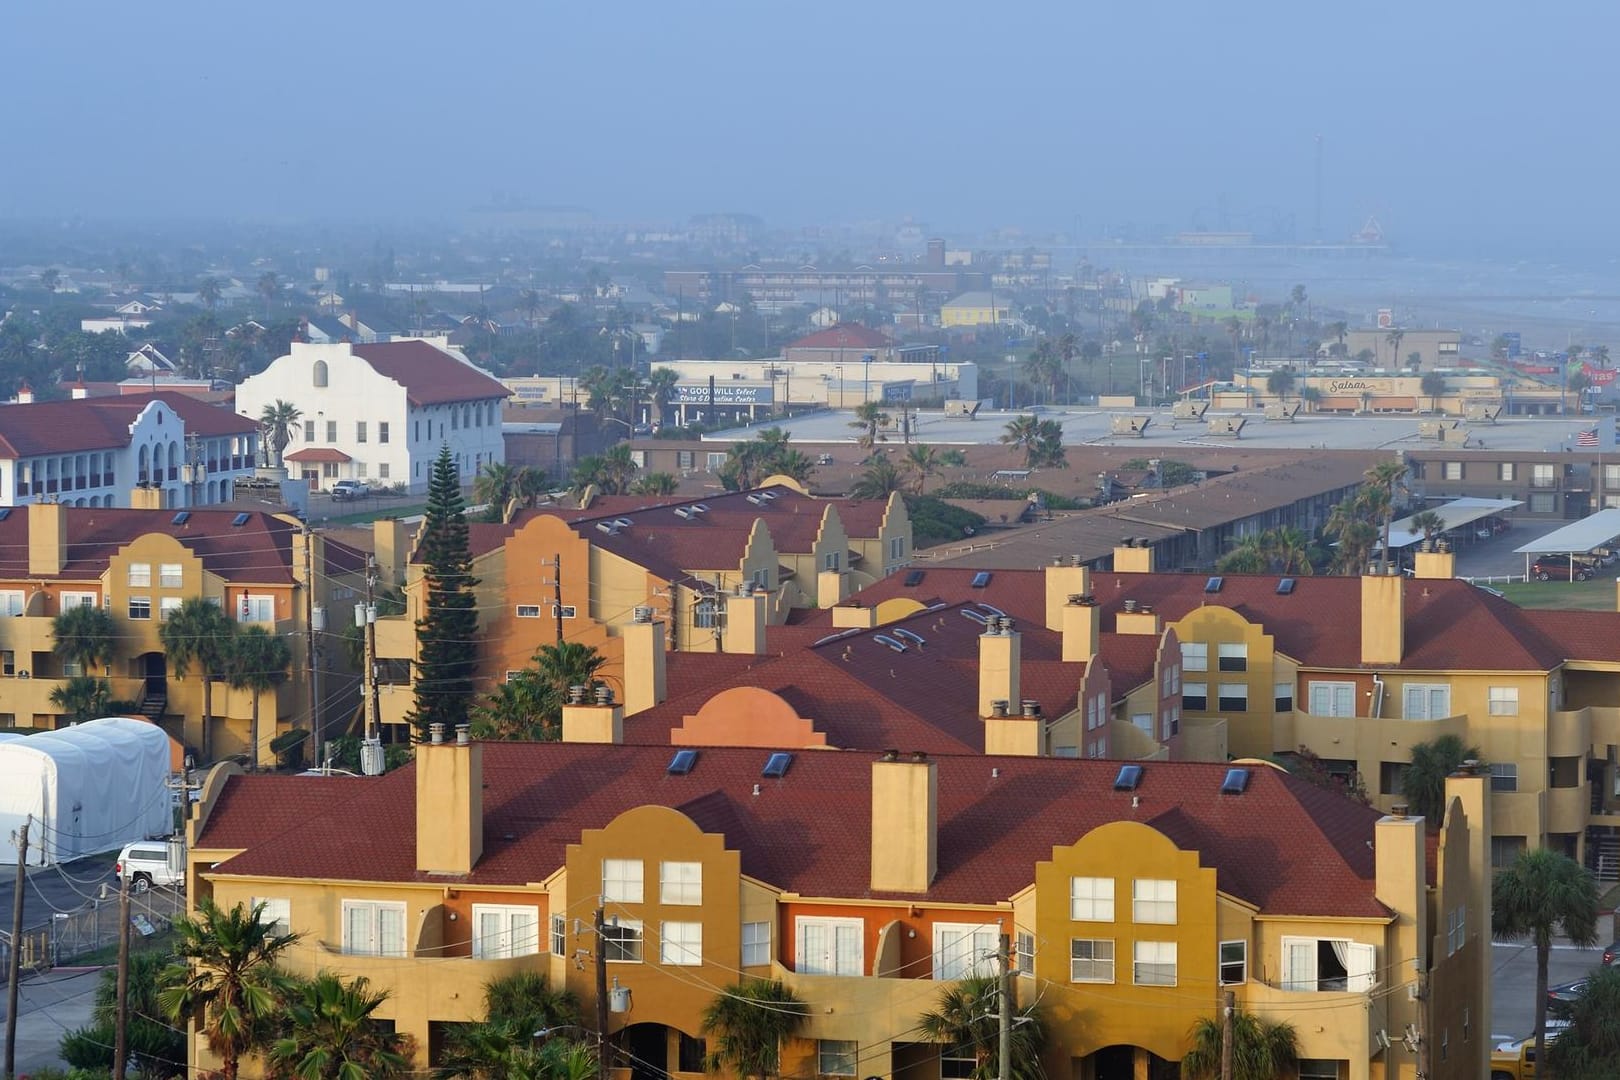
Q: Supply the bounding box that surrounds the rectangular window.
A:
[602,919,644,962]
[889,537,905,560]
[552,604,577,619]
[693,599,718,629]
[341,900,407,957]
[602,858,644,903]
[796,917,863,976]
[128,562,151,587]
[1182,682,1207,710]
[942,1045,976,1080]
[1133,941,1177,986]
[60,592,97,610]
[1015,930,1035,975]
[1532,463,1556,488]
[1307,681,1356,717]
[128,596,151,620]
[515,604,542,618]
[1380,761,1405,796]
[240,595,275,623]
[742,921,771,967]
[1070,876,1114,921]
[824,552,840,572]
[706,452,727,471]
[1281,937,1376,992]
[660,920,702,966]
[471,904,540,959]
[1488,686,1519,715]
[677,451,695,469]
[934,923,998,980]
[356,421,368,443]
[1216,643,1247,671]
[660,861,703,905]
[1299,1062,1342,1080]
[1275,680,1294,711]
[1133,879,1177,924]
[1219,940,1247,984]
[1445,905,1466,956]
[679,1034,707,1074]
[1402,683,1451,720]
[1490,763,1518,792]
[551,914,567,955]
[818,1040,858,1077]
[253,898,291,937]
[357,463,367,479]
[1500,462,1516,482]
[378,422,390,444]
[1217,683,1248,712]
[379,463,390,479]
[160,596,182,620]
[159,563,183,588]
[1529,491,1557,514]
[1180,642,1208,671]
[326,421,337,443]
[1069,938,1115,982]
[1491,835,1527,868]
[304,421,316,443]
[1443,461,1463,480]
[0,591,22,617]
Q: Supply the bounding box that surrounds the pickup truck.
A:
[330,480,370,501]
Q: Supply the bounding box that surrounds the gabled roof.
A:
[285,447,353,463]
[0,392,256,457]
[351,340,509,406]
[0,508,308,584]
[197,743,1388,916]
[786,324,889,350]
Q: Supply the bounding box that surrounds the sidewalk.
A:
[0,967,103,1075]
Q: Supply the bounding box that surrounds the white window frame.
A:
[127,562,151,587]
[471,904,540,959]
[1402,683,1451,720]
[659,861,703,905]
[659,920,703,966]
[0,591,22,617]
[128,596,151,620]
[1308,681,1356,717]
[1069,937,1115,983]
[551,914,567,955]
[824,551,840,572]
[1275,680,1295,711]
[817,1039,858,1077]
[1070,876,1114,921]
[602,858,644,903]
[1015,930,1035,975]
[160,596,182,620]
[159,563,183,588]
[341,900,407,957]
[1217,683,1248,712]
[1132,879,1177,924]
[1299,1060,1342,1080]
[1490,763,1518,793]
[1183,681,1208,710]
[890,536,905,560]
[795,916,863,976]
[933,922,999,980]
[240,594,275,624]
[1132,940,1177,986]
[742,920,771,967]
[253,897,290,937]
[1280,936,1376,992]
[1443,461,1463,481]
[515,604,543,618]
[602,918,644,963]
[1219,940,1247,984]
[1180,642,1208,672]
[552,604,577,619]
[1488,686,1519,716]
[60,591,97,610]
[1216,643,1247,671]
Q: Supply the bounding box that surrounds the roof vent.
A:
[567,685,589,705]
[231,512,250,527]
[1068,593,1097,606]
[874,634,907,653]
[1220,768,1251,795]
[970,571,993,588]
[429,723,446,745]
[1276,577,1296,595]
[903,569,926,587]
[1019,700,1041,718]
[991,700,1010,717]
[1123,599,1138,613]
[746,494,768,506]
[1114,764,1144,791]
[1390,803,1409,818]
[893,628,925,647]
[762,751,793,778]
[593,685,614,706]
[692,503,710,514]
[596,522,620,535]
[613,518,633,529]
[880,749,900,762]
[1205,576,1225,594]
[667,749,698,775]
[633,606,654,623]
[673,507,693,519]
[979,603,1007,619]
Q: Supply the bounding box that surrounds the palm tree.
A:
[259,401,303,469]
[1398,734,1479,822]
[1494,848,1601,1053]
[472,670,555,741]
[1299,386,1323,414]
[38,267,60,298]
[49,675,112,723]
[257,271,280,319]
[1000,415,1042,459]
[903,444,942,495]
[1181,1009,1300,1080]
[1217,536,1268,574]
[483,971,579,1032]
[1544,963,1620,1077]
[518,288,543,328]
[161,597,238,762]
[1363,459,1408,573]
[1569,370,1593,416]
[1269,526,1315,575]
[631,472,679,496]
[1026,339,1062,404]
[850,457,904,501]
[225,624,292,769]
[52,603,116,677]
[198,277,223,311]
[768,448,816,484]
[849,401,890,450]
[513,465,549,507]
[1384,328,1405,369]
[1409,510,1447,547]
[473,461,517,518]
[646,367,681,426]
[918,974,1046,1080]
[268,972,411,1078]
[1264,369,1296,402]
[1056,333,1078,401]
[1324,495,1379,576]
[599,443,638,494]
[1327,321,1348,353]
[700,979,808,1080]
[159,897,299,1080]
[528,642,606,731]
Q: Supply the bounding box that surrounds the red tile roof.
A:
[198,744,1388,916]
[786,324,889,350]
[0,392,256,457]
[285,447,353,463]
[0,508,302,583]
[351,340,510,406]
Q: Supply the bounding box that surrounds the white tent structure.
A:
[0,717,173,867]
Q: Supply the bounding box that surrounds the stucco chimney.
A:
[1360,571,1404,665]
[816,567,849,609]
[561,684,624,743]
[1115,605,1162,636]
[724,585,768,654]
[129,485,164,510]
[1413,548,1456,580]
[15,383,33,405]
[27,502,66,577]
[1374,809,1427,1014]
[870,751,937,893]
[1062,594,1100,663]
[621,612,666,718]
[415,724,483,875]
[1113,542,1154,573]
[1044,558,1091,630]
[978,617,1021,719]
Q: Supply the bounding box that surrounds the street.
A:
[0,853,120,934]
[1490,939,1608,1042]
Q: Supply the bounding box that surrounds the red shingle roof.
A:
[285,447,353,463]
[198,744,1387,916]
[1520,609,1620,663]
[0,392,256,457]
[0,508,302,583]
[786,324,889,350]
[351,340,510,407]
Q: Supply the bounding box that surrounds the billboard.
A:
[1502,331,1522,359]
[670,384,773,405]
[1376,308,1394,329]
[881,381,915,402]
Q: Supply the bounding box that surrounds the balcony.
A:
[1284,710,1468,760]
[1548,784,1590,835]
[1241,979,1387,1060]
[298,938,537,1025]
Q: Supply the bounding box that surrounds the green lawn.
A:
[1495,578,1617,611]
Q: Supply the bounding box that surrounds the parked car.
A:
[1532,554,1595,581]
[1602,938,1620,966]
[115,839,185,893]
[330,480,370,501]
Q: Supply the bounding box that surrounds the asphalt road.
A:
[0,853,120,933]
[1490,939,1609,1041]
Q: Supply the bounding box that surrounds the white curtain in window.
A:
[1329,939,1351,969]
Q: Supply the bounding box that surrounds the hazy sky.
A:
[5,0,1616,253]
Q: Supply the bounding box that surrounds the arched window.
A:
[138,445,150,484]
[313,359,329,387]
[168,442,180,479]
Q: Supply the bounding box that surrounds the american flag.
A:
[1577,427,1600,447]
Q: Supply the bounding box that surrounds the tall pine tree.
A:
[408,446,480,740]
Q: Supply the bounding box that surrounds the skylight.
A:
[903,569,926,587]
[667,749,698,776]
[1276,577,1296,595]
[1114,764,1144,791]
[231,513,250,527]
[762,752,793,778]
[1220,768,1250,795]
[171,511,190,525]
[1204,576,1224,594]
[970,571,992,588]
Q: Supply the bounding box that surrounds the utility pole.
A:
[4,816,29,1080]
[358,557,383,775]
[998,931,1012,1080]
[1220,989,1235,1080]
[113,872,131,1080]
[1414,970,1430,1080]
[550,555,564,644]
[594,906,610,1080]
[303,526,322,768]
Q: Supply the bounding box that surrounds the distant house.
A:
[125,343,176,375]
[82,315,150,335]
[940,291,1010,328]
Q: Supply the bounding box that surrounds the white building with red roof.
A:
[236,337,509,493]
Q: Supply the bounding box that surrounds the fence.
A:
[0,883,184,974]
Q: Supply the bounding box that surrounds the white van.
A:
[115,839,185,892]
